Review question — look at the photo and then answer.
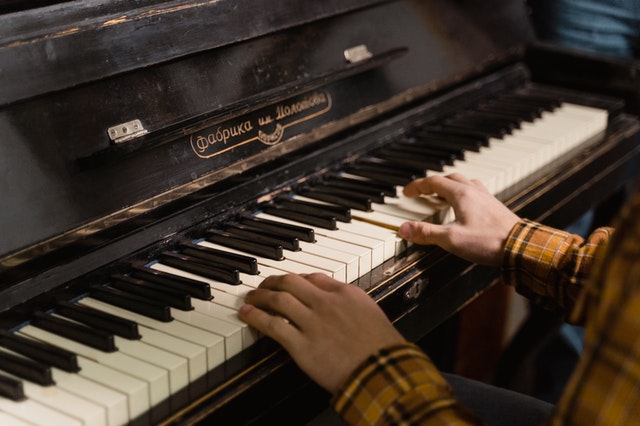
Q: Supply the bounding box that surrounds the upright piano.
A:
[1,0,639,424]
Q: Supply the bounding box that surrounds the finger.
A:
[444,172,474,185]
[469,178,489,192]
[244,287,310,326]
[238,304,300,346]
[403,175,462,202]
[398,220,450,246]
[299,272,344,292]
[259,274,325,307]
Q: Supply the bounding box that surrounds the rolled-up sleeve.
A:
[501,219,612,323]
[332,343,480,425]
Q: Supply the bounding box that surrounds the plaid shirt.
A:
[332,193,640,425]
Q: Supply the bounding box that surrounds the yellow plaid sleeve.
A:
[502,219,612,322]
[551,194,640,425]
[332,343,480,425]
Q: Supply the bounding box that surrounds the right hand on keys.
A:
[398,173,520,266]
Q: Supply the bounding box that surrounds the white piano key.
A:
[0,397,82,426]
[293,244,359,279]
[279,249,348,282]
[463,147,518,190]
[0,410,33,426]
[294,242,359,283]
[391,191,450,221]
[238,264,297,288]
[2,370,106,426]
[135,325,207,385]
[290,193,404,256]
[198,240,332,276]
[149,261,254,296]
[209,290,243,310]
[511,130,556,165]
[18,325,170,410]
[188,299,259,348]
[169,308,243,359]
[255,212,386,267]
[311,235,372,277]
[560,103,608,132]
[0,345,124,426]
[489,136,541,179]
[339,219,404,259]
[113,336,189,397]
[371,195,440,222]
[50,367,129,426]
[77,297,225,371]
[43,312,187,399]
[349,208,410,230]
[266,201,372,274]
[75,356,149,421]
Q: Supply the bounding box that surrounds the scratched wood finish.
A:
[0,0,388,106]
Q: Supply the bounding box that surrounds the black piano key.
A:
[343,165,413,186]
[239,215,315,242]
[438,121,508,139]
[324,174,397,196]
[313,181,386,203]
[55,300,141,339]
[350,161,422,183]
[409,133,483,152]
[204,230,284,260]
[110,275,193,311]
[0,329,79,372]
[359,157,431,179]
[400,136,468,159]
[224,223,300,251]
[374,149,448,171]
[389,141,461,162]
[304,183,383,205]
[357,158,427,178]
[420,126,491,146]
[0,350,53,386]
[261,205,337,230]
[462,110,524,127]
[0,372,25,401]
[445,115,517,135]
[486,99,547,117]
[90,285,173,322]
[346,167,413,186]
[497,93,560,111]
[476,104,540,121]
[276,196,352,222]
[31,311,117,353]
[160,251,242,284]
[179,242,260,274]
[300,188,373,211]
[131,265,213,300]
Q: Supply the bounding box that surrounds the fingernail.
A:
[399,222,412,239]
[239,304,253,315]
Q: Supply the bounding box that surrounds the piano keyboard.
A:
[0,89,609,425]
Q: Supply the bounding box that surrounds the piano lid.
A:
[0,0,534,269]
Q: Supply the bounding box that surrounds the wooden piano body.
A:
[0,0,639,424]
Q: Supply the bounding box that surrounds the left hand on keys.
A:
[238,272,405,394]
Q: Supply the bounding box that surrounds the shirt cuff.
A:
[332,343,472,425]
[501,219,593,313]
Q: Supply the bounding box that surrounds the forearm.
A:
[501,219,612,322]
[332,343,480,425]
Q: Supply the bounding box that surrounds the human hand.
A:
[399,173,520,265]
[238,273,405,394]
